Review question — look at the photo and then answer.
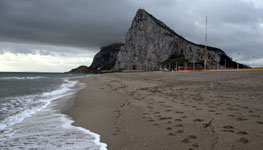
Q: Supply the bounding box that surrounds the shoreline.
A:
[64,76,129,149]
[64,75,174,149]
[65,71,263,150]
[0,75,107,149]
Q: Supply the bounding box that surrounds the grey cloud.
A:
[0,0,262,64]
[0,0,137,50]
[0,41,95,57]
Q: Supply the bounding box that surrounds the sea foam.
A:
[0,103,107,150]
[0,79,77,131]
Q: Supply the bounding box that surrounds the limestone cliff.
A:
[69,9,248,73]
[116,9,247,69]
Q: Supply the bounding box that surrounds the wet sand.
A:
[65,70,263,150]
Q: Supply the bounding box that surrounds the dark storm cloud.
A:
[0,0,262,62]
[0,0,137,50]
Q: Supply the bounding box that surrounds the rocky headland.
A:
[68,9,248,73]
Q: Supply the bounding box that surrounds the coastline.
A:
[64,76,129,149]
[0,74,108,149]
[65,71,263,150]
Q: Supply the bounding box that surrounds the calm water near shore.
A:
[0,72,106,150]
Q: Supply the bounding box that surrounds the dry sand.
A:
[65,70,263,150]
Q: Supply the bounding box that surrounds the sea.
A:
[0,72,107,150]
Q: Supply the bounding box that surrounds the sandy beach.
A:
[65,70,263,150]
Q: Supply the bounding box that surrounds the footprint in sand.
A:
[168,133,175,136]
[193,119,204,122]
[165,109,172,112]
[113,127,120,136]
[115,129,120,132]
[236,117,248,121]
[228,114,235,117]
[166,127,172,130]
[148,109,154,113]
[148,106,154,109]
[237,137,249,144]
[181,135,197,144]
[165,105,172,108]
[153,111,161,114]
[116,113,121,118]
[237,131,248,135]
[176,129,184,134]
[223,125,234,129]
[222,129,234,133]
[249,114,261,118]
[166,120,172,124]
[209,106,218,109]
[159,117,172,121]
[181,138,190,143]
[155,114,162,118]
[174,124,183,127]
[174,119,182,122]
[112,133,118,136]
[226,103,231,106]
[148,119,154,122]
[120,103,125,107]
[175,111,184,114]
[189,135,197,139]
[192,143,199,148]
[248,110,254,113]
[228,107,238,111]
[153,123,159,126]
[180,115,187,119]
[242,106,249,109]
[222,126,235,133]
[256,121,263,124]
[142,112,148,115]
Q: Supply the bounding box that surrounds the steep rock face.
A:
[67,43,123,73]
[90,43,124,70]
[116,9,246,69]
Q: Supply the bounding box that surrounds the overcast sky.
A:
[0,0,262,72]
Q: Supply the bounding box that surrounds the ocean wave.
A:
[0,109,107,150]
[0,76,46,80]
[0,79,77,131]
